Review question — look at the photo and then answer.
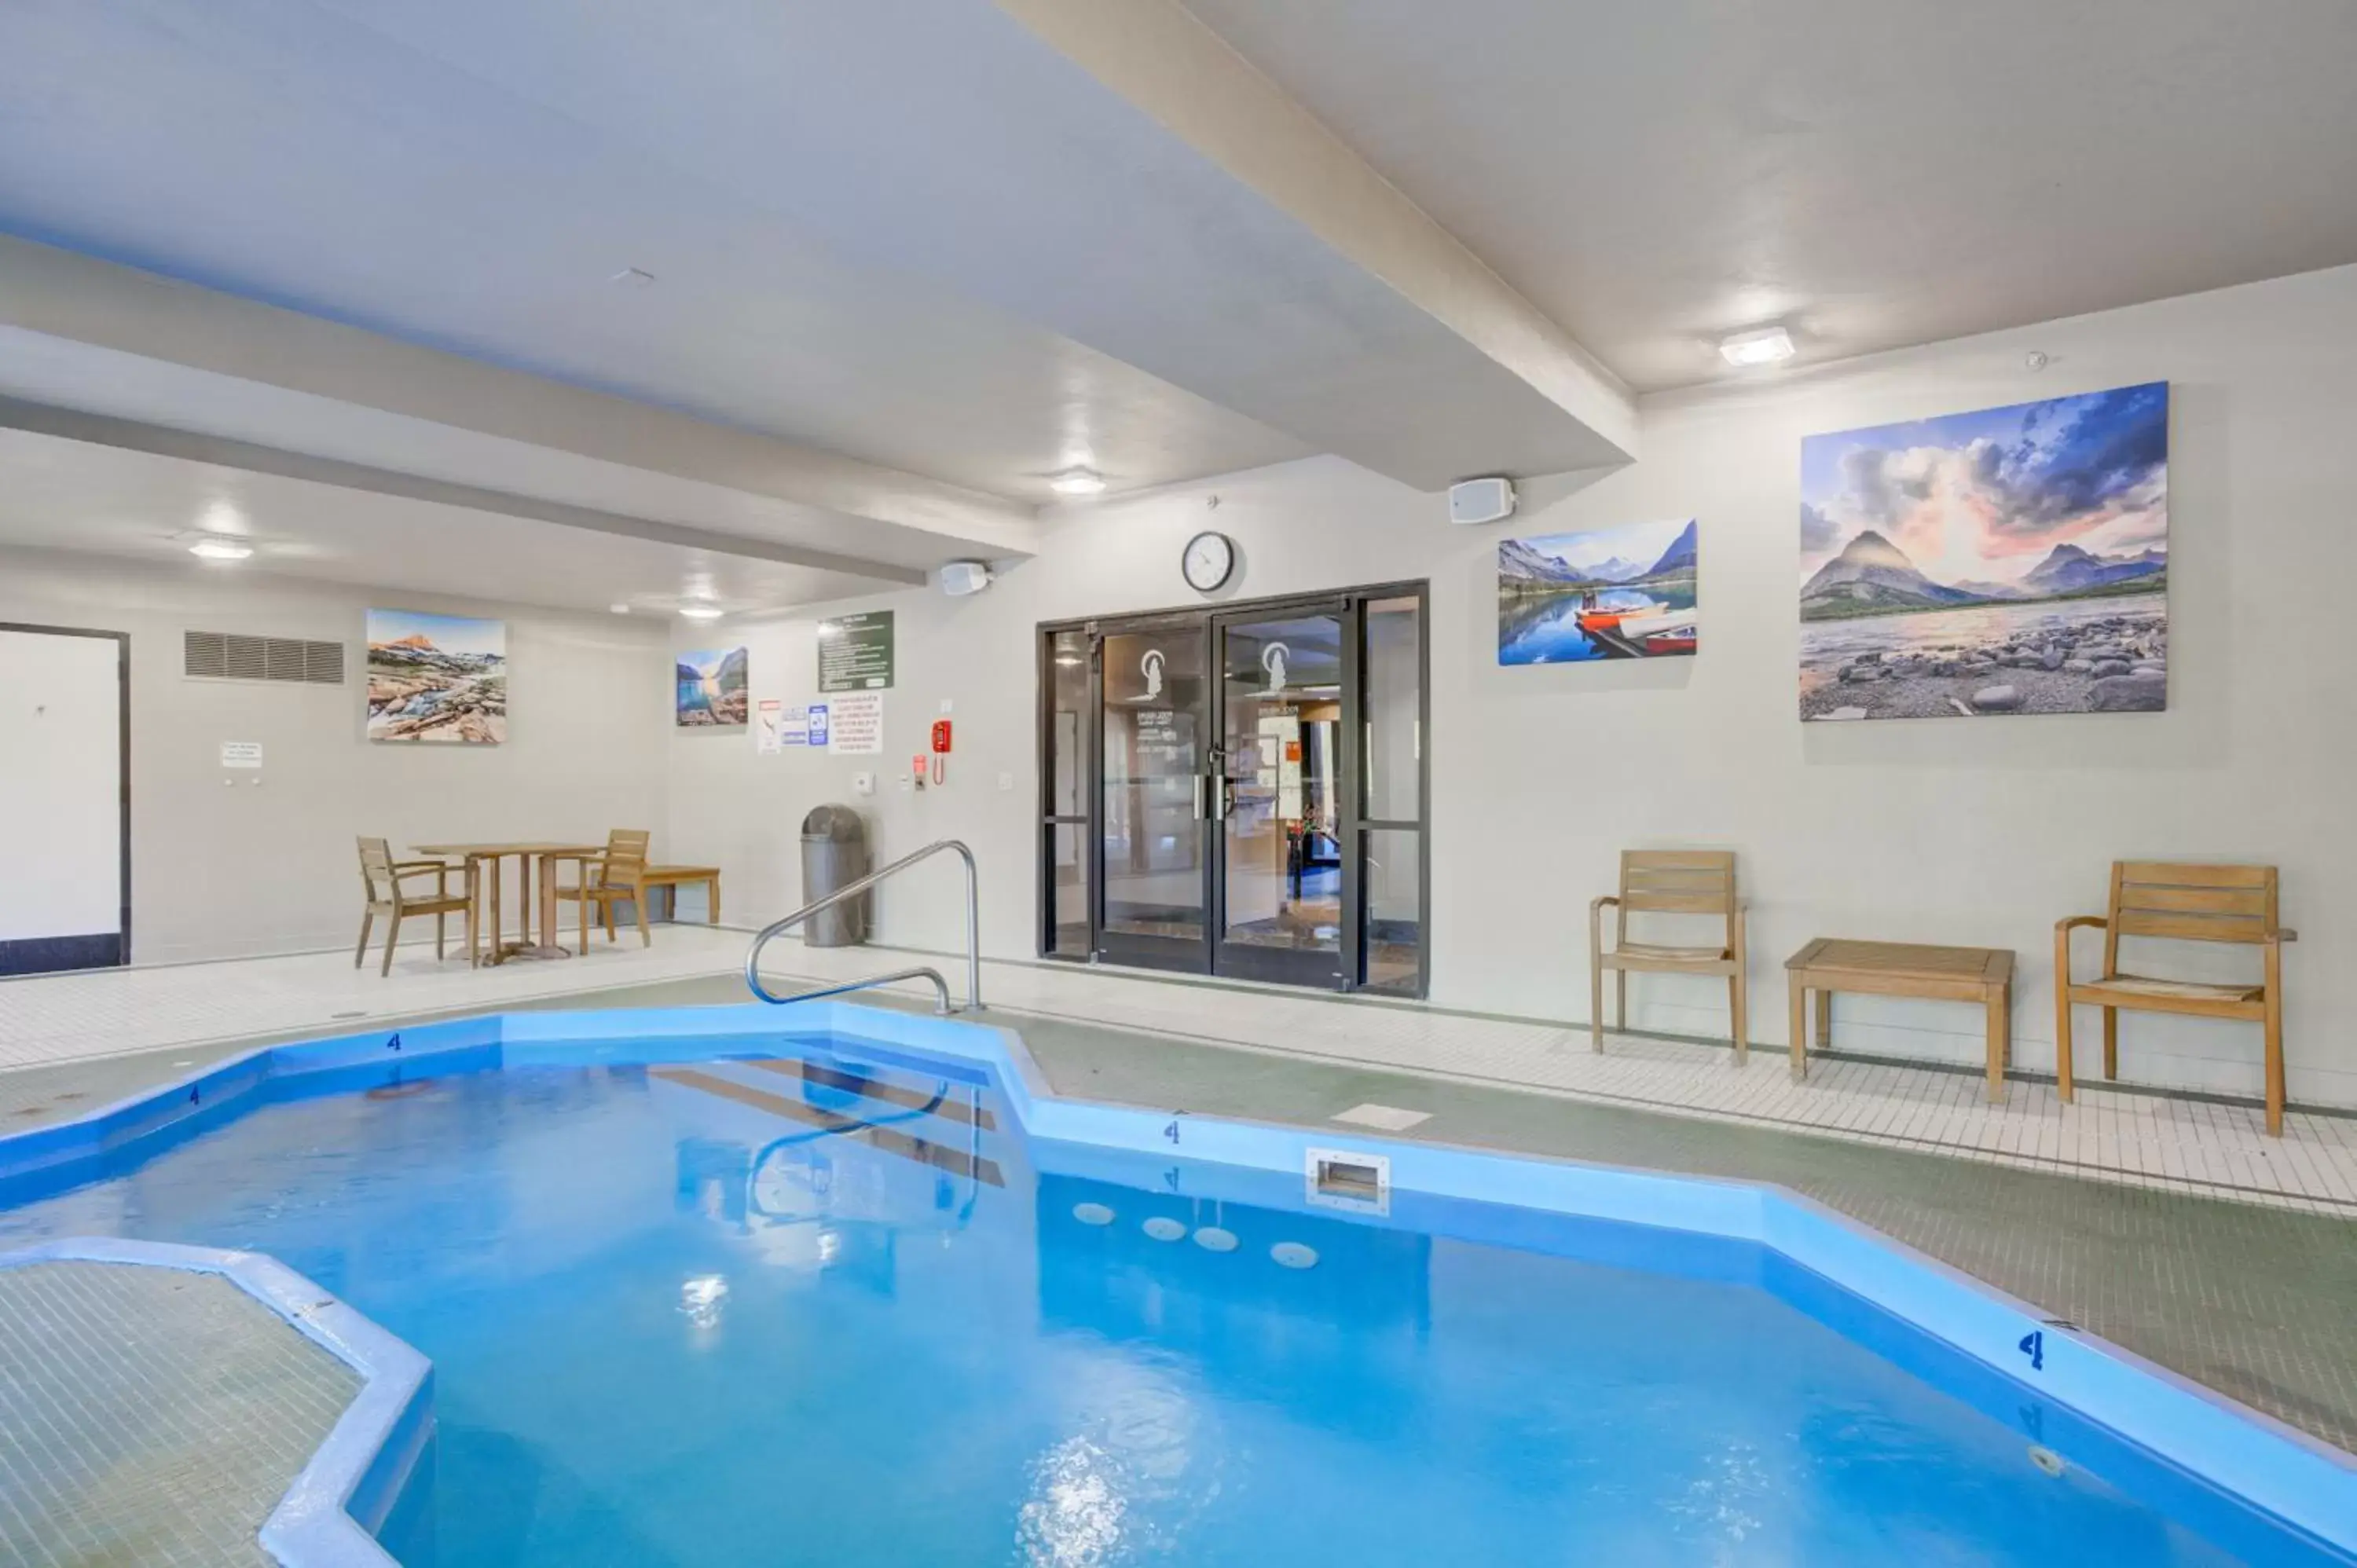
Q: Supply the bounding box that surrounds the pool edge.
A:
[2,997,2351,1560]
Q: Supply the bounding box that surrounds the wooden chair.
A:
[355,837,475,976]
[1589,850,1748,1061]
[2057,862,2296,1134]
[557,829,655,949]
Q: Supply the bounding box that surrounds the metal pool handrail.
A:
[742,838,981,1013]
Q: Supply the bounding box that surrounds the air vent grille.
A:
[184,630,345,686]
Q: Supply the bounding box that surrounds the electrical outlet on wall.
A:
[998,771,1014,791]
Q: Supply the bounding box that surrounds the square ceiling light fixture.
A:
[1719,326,1796,368]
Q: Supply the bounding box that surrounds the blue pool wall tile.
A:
[0,1017,500,1205]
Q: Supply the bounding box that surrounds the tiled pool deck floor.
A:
[5,930,2353,1216]
[0,1262,357,1568]
[2,938,2354,1461]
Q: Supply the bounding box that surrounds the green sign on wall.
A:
[817,610,895,692]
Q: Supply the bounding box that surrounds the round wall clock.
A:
[1182,529,1236,592]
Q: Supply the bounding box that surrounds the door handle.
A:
[1192,775,1208,819]
[1216,778,1235,819]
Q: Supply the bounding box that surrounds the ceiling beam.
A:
[994,0,1638,467]
[0,235,1040,563]
[0,395,928,586]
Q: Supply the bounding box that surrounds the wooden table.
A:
[415,842,603,963]
[1785,937,2015,1101]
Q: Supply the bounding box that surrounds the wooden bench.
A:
[1786,938,2015,1099]
[2057,861,2294,1135]
[1589,850,1748,1061]
[641,865,722,926]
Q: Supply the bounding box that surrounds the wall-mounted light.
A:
[1718,326,1795,367]
[188,537,253,561]
[1050,467,1106,497]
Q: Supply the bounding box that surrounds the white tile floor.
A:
[3,931,2352,1216]
[0,926,750,1069]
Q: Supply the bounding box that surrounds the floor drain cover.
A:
[1332,1103,1430,1132]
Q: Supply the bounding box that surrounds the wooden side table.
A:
[1785,938,2015,1101]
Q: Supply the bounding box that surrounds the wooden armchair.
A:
[1589,850,1748,1061]
[557,828,654,949]
[356,837,475,976]
[2057,861,2295,1134]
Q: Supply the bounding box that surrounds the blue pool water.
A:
[0,1040,2328,1566]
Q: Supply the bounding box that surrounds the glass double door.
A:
[1047,589,1424,993]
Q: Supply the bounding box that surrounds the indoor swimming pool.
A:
[0,1008,2348,1566]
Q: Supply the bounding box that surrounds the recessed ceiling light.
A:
[1050,467,1106,497]
[609,267,657,288]
[609,603,632,614]
[188,537,253,561]
[1719,326,1795,368]
[678,603,724,621]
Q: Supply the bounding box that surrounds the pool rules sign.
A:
[817,610,894,693]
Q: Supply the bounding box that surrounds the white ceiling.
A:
[0,0,1311,505]
[1183,0,2357,390]
[0,427,881,617]
[2,0,2352,614]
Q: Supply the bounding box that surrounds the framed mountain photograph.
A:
[676,646,750,727]
[1498,518,1698,665]
[365,610,507,743]
[1798,383,2168,721]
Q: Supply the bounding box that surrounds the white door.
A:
[0,627,126,973]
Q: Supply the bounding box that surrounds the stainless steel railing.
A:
[742,839,981,1013]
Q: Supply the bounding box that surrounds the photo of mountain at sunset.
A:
[1798,383,2168,721]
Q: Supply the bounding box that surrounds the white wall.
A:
[0,548,672,963]
[675,264,2357,1106]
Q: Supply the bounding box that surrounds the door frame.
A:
[0,621,131,975]
[1036,579,1428,997]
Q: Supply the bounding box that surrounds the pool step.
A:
[652,1061,1006,1189]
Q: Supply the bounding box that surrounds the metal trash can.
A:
[799,804,871,947]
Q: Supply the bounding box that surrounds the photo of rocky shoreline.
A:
[1801,598,2165,720]
[365,610,508,744]
[1799,382,2168,723]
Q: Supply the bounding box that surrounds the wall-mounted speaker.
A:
[1447,476,1516,526]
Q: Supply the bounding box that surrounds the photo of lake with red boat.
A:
[1499,518,1697,665]
[1799,381,2168,721]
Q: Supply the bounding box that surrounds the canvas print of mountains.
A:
[676,646,749,727]
[1798,382,2168,721]
[365,610,507,744]
[1499,518,1698,665]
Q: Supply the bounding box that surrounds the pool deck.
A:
[3,929,2352,1218]
[2,935,2352,1461]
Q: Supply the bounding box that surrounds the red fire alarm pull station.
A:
[931,719,953,753]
